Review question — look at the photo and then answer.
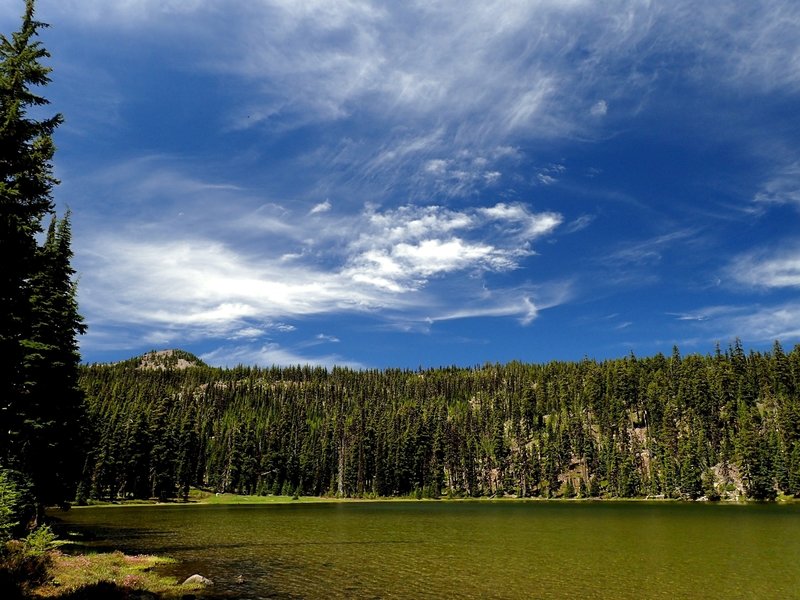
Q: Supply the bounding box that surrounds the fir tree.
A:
[0,1,84,511]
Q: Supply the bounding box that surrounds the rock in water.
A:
[183,574,213,586]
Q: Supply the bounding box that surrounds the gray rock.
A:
[182,574,213,586]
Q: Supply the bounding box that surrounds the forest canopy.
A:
[77,341,800,503]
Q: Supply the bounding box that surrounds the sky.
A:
[2,0,799,369]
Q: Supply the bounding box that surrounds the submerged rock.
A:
[183,574,213,586]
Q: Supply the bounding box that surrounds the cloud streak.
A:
[727,245,800,289]
[76,178,564,356]
[25,0,798,162]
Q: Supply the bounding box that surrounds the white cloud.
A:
[754,161,800,207]
[424,159,449,175]
[668,312,709,322]
[76,190,564,351]
[425,280,572,326]
[590,100,608,116]
[201,342,366,369]
[342,202,562,292]
[416,150,511,197]
[686,303,800,344]
[315,334,340,343]
[607,229,698,266]
[727,246,800,289]
[537,174,556,185]
[433,296,540,326]
[231,322,297,338]
[231,327,267,339]
[563,214,595,234]
[309,200,332,214]
[20,0,800,139]
[725,304,800,342]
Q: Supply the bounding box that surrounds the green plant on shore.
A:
[0,471,22,542]
[1,525,57,597]
[33,550,198,598]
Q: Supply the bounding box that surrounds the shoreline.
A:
[22,551,206,599]
[62,488,799,509]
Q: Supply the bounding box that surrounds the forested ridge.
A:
[77,341,800,503]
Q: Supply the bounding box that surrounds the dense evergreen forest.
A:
[77,342,800,503]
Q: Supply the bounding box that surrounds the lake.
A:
[51,500,800,599]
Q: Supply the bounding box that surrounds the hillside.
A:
[75,341,800,503]
[115,349,208,370]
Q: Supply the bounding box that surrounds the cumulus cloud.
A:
[419,151,507,197]
[342,203,562,292]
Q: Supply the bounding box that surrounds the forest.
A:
[76,341,800,503]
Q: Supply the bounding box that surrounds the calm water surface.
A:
[52,501,800,599]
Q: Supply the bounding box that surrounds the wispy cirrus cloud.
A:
[74,161,565,357]
[200,342,366,370]
[727,245,800,289]
[27,0,799,157]
[607,229,699,267]
[754,161,800,207]
[678,303,800,344]
[719,303,800,342]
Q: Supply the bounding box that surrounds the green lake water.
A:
[51,501,800,599]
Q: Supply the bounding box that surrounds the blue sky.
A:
[4,0,799,369]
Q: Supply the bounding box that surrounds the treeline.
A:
[76,341,800,502]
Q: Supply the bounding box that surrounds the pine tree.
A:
[788,442,800,497]
[26,212,86,506]
[0,1,84,511]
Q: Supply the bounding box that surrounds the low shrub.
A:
[0,525,58,595]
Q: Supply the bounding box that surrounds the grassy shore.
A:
[28,551,204,599]
[75,486,792,507]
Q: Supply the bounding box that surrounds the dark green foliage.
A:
[74,341,800,502]
[0,0,85,513]
[788,443,800,497]
[1,0,62,463]
[702,468,720,501]
[0,470,23,542]
[0,524,55,598]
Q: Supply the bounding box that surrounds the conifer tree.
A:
[0,0,84,511]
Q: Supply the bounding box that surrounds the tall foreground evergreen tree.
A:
[0,0,85,512]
